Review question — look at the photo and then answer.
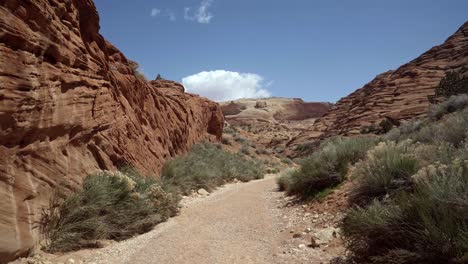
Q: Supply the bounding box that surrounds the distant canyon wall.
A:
[288,22,468,153]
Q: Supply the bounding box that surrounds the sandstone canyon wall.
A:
[288,22,468,152]
[0,0,223,262]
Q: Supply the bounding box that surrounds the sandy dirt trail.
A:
[126,176,280,264]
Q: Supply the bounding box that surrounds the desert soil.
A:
[13,174,344,264]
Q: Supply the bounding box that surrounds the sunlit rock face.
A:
[288,22,468,154]
[0,0,223,262]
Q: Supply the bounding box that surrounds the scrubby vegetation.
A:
[279,91,468,263]
[41,143,264,252]
[277,136,376,199]
[129,61,147,80]
[342,101,468,263]
[433,67,468,99]
[160,143,264,195]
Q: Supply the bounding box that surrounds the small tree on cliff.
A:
[156,74,164,80]
[433,67,468,99]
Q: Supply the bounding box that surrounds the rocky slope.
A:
[221,98,331,154]
[288,22,468,153]
[0,1,223,262]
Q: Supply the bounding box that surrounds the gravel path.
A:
[125,176,280,264]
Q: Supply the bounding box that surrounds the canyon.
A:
[0,0,467,263]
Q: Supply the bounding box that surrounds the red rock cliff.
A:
[288,22,468,152]
[0,0,223,261]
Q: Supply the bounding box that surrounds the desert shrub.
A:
[428,94,468,120]
[40,170,179,252]
[281,157,293,165]
[413,108,468,146]
[221,136,232,145]
[384,119,426,142]
[255,148,269,155]
[161,143,264,195]
[240,144,251,155]
[385,107,468,147]
[342,161,468,264]
[350,141,419,204]
[433,68,468,99]
[295,143,315,153]
[129,61,147,80]
[280,136,376,199]
[233,134,247,143]
[223,126,238,134]
[277,168,297,191]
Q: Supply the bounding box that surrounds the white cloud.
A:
[150,8,161,17]
[167,10,176,21]
[184,0,214,24]
[182,70,272,102]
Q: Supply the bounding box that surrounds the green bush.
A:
[40,170,179,252]
[350,141,419,204]
[239,144,251,155]
[277,168,296,191]
[428,94,468,120]
[342,161,468,264]
[233,134,247,143]
[255,148,270,155]
[386,107,468,147]
[281,157,293,165]
[279,136,376,199]
[414,108,468,147]
[223,126,238,134]
[161,143,264,195]
[433,68,468,99]
[221,136,232,145]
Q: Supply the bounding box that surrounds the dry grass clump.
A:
[40,169,179,252]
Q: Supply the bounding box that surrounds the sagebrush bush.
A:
[40,170,179,252]
[279,136,376,199]
[223,126,238,134]
[428,94,468,120]
[385,107,468,147]
[161,143,264,195]
[277,168,296,191]
[233,134,247,143]
[350,141,419,204]
[240,144,251,155]
[343,161,468,264]
[221,136,232,145]
[414,108,468,146]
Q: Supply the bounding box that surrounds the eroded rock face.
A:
[220,98,331,154]
[288,22,468,153]
[0,0,223,261]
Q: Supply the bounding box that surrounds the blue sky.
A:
[94,0,467,102]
